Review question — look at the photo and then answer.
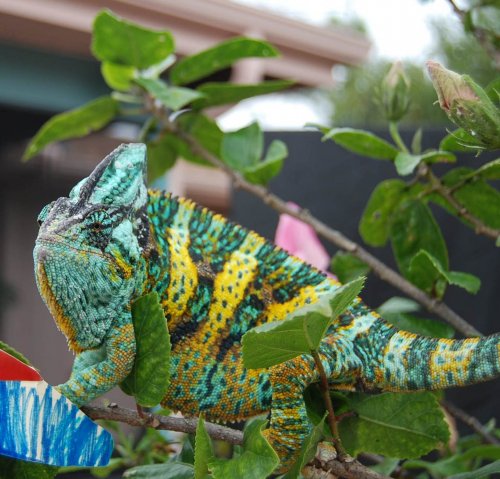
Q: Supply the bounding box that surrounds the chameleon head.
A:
[33,143,149,352]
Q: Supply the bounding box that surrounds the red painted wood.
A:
[0,350,42,381]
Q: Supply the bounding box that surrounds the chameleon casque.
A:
[34,143,500,471]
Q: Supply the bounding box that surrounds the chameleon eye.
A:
[85,210,113,248]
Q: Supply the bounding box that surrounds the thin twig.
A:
[422,165,500,242]
[443,400,500,445]
[83,405,388,479]
[153,111,482,337]
[311,350,346,457]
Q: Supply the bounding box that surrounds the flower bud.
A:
[380,61,411,122]
[427,61,500,150]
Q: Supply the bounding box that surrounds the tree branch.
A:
[151,106,482,337]
[423,165,500,242]
[443,400,500,445]
[82,404,244,445]
[83,404,389,479]
[304,457,391,479]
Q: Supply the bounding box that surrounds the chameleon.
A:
[34,143,500,471]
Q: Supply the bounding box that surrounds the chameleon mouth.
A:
[35,237,115,264]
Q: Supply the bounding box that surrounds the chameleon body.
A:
[34,144,500,471]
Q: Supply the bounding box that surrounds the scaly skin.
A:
[34,144,500,472]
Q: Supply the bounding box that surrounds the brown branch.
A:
[83,404,388,479]
[82,404,244,445]
[423,165,500,242]
[443,400,500,445]
[304,457,391,479]
[151,108,481,337]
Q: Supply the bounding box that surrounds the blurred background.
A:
[0,0,498,422]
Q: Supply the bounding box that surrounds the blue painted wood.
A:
[0,381,113,467]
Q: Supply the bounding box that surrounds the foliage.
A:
[0,457,58,479]
[328,17,498,127]
[120,292,171,407]
[16,5,500,479]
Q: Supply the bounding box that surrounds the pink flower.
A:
[274,203,331,273]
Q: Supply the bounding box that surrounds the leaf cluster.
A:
[23,10,292,186]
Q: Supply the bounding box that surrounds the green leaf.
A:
[371,457,400,475]
[176,112,223,166]
[242,278,365,369]
[135,78,205,111]
[305,122,330,135]
[447,178,500,231]
[221,122,263,171]
[449,459,500,479]
[23,96,118,160]
[322,128,398,160]
[473,158,500,180]
[147,136,178,182]
[384,312,455,339]
[180,437,195,465]
[390,200,448,293]
[120,292,171,407]
[410,250,481,294]
[439,128,483,152]
[405,445,500,478]
[208,419,279,479]
[377,296,420,316]
[281,415,326,479]
[420,150,456,164]
[485,77,500,102]
[411,128,422,154]
[0,340,31,365]
[394,147,455,177]
[0,457,58,479]
[243,139,287,185]
[330,252,370,283]
[92,10,174,69]
[194,417,214,479]
[395,152,422,176]
[123,462,194,478]
[170,37,279,85]
[359,179,407,247]
[242,312,330,369]
[101,62,136,91]
[193,80,293,109]
[339,392,449,458]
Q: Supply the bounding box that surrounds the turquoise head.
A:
[34,144,149,352]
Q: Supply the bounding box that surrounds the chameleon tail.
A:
[264,306,500,472]
[358,318,500,391]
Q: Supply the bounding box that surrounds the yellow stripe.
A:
[197,251,258,351]
[265,284,319,322]
[162,228,198,328]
